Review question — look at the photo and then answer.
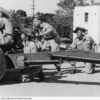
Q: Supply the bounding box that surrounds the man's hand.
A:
[39,32,44,36]
[39,33,42,36]
[68,47,73,50]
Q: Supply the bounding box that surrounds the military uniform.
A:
[22,28,37,54]
[70,34,97,74]
[39,22,60,52]
[22,28,38,82]
[33,16,62,75]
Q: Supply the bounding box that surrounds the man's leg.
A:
[55,64,62,75]
[49,40,59,52]
[85,63,95,74]
[70,61,76,74]
[49,39,62,74]
[41,40,49,51]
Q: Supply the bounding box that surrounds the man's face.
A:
[76,30,82,38]
[21,34,26,40]
[33,19,41,27]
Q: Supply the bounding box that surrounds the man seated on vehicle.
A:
[21,28,38,82]
[33,14,62,75]
[69,27,98,74]
[0,8,14,81]
[21,28,37,53]
[0,7,13,52]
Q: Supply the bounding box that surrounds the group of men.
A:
[22,14,98,75]
[22,15,61,53]
[0,8,98,75]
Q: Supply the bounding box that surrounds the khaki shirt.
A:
[70,35,96,51]
[40,22,58,39]
[40,22,60,44]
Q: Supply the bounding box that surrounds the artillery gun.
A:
[1,47,100,83]
[0,49,59,83]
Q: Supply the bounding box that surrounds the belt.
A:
[44,37,54,40]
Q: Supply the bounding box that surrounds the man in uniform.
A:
[33,15,60,52]
[0,7,13,52]
[0,7,13,80]
[69,27,97,74]
[22,28,37,53]
[33,15,62,74]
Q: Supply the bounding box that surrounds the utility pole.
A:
[32,0,35,16]
[32,0,35,30]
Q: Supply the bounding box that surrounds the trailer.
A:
[51,49,100,64]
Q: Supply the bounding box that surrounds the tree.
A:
[15,10,27,18]
[57,0,76,17]
[55,0,94,39]
[57,0,94,17]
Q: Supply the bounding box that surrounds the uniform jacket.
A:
[70,34,96,51]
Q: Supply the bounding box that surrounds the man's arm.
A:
[93,43,98,52]
[86,35,98,52]
[39,23,54,36]
[30,42,37,53]
[40,27,52,36]
[69,39,77,49]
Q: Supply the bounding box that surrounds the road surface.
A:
[0,62,100,96]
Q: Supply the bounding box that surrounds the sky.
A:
[0,0,59,16]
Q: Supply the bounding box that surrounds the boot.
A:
[55,64,63,75]
[70,68,76,74]
[70,65,76,74]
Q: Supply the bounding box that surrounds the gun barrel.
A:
[51,49,100,64]
[24,59,59,65]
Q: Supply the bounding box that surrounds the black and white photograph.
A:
[0,0,100,97]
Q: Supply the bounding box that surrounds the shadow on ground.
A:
[0,68,100,86]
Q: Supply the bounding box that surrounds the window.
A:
[85,12,89,22]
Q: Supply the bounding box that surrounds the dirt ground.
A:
[0,62,100,96]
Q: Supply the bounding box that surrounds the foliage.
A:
[54,0,94,39]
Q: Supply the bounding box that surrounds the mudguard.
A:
[6,52,52,69]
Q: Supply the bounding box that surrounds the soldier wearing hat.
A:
[69,27,97,74]
[21,28,36,53]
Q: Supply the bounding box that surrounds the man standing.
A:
[70,27,97,74]
[33,15,62,74]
